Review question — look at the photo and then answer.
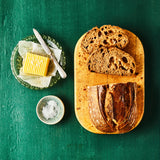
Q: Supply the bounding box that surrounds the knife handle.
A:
[52,56,67,79]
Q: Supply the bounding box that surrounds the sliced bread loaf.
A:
[87,47,136,76]
[81,25,129,54]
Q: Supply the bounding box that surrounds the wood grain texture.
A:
[74,29,145,134]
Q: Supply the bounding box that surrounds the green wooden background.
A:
[0,0,160,159]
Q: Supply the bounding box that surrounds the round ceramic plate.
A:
[10,35,66,90]
[36,95,65,125]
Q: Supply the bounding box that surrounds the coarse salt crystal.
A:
[42,100,59,120]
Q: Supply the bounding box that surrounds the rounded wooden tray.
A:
[74,29,145,134]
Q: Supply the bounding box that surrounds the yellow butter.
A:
[23,52,50,76]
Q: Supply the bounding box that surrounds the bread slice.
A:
[81,27,100,54]
[99,25,129,49]
[81,25,129,54]
[87,47,136,76]
[88,82,137,133]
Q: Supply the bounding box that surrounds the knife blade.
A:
[33,28,67,79]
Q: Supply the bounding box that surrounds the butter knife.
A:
[33,28,67,79]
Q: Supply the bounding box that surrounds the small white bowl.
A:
[36,95,65,125]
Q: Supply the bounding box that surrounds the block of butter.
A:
[23,52,50,76]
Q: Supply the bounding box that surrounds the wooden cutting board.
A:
[74,29,144,134]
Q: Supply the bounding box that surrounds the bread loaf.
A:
[88,82,137,133]
[81,25,129,54]
[87,47,136,76]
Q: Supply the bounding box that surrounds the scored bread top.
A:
[87,47,136,76]
[81,25,129,54]
[88,82,137,133]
